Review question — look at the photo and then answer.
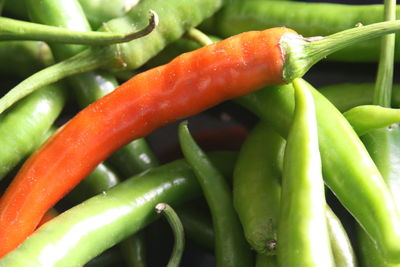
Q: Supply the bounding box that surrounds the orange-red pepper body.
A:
[0,27,293,256]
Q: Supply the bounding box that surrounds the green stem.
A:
[0,12,157,45]
[0,46,112,114]
[155,203,185,267]
[184,28,213,46]
[283,20,400,81]
[373,0,396,107]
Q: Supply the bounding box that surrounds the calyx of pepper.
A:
[281,20,400,83]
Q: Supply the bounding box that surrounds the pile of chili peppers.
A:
[0,0,400,266]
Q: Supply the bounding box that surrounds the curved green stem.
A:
[184,28,213,46]
[283,20,400,81]
[0,12,157,45]
[374,0,396,107]
[155,203,184,267]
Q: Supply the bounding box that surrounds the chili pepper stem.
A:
[373,0,396,107]
[184,28,213,46]
[0,11,158,45]
[282,20,400,81]
[155,203,185,267]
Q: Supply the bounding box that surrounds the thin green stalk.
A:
[0,13,157,45]
[373,0,396,106]
[283,20,400,81]
[184,28,213,46]
[155,203,185,267]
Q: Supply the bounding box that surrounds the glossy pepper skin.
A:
[237,81,400,263]
[179,122,253,267]
[277,79,334,267]
[233,123,284,255]
[0,152,237,267]
[0,27,292,257]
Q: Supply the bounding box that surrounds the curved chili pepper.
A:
[237,80,400,263]
[233,123,284,255]
[0,152,237,266]
[0,26,292,256]
[277,78,334,267]
[179,122,253,267]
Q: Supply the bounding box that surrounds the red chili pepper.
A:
[1,21,399,256]
[0,27,291,256]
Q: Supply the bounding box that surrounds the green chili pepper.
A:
[233,122,284,255]
[237,80,400,263]
[202,1,400,62]
[343,105,400,136]
[0,152,236,267]
[277,78,334,267]
[0,84,66,181]
[179,122,253,267]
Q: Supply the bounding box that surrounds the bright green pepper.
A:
[277,79,334,267]
[233,122,284,255]
[237,80,400,263]
[343,105,400,136]
[179,122,253,267]
[0,84,66,180]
